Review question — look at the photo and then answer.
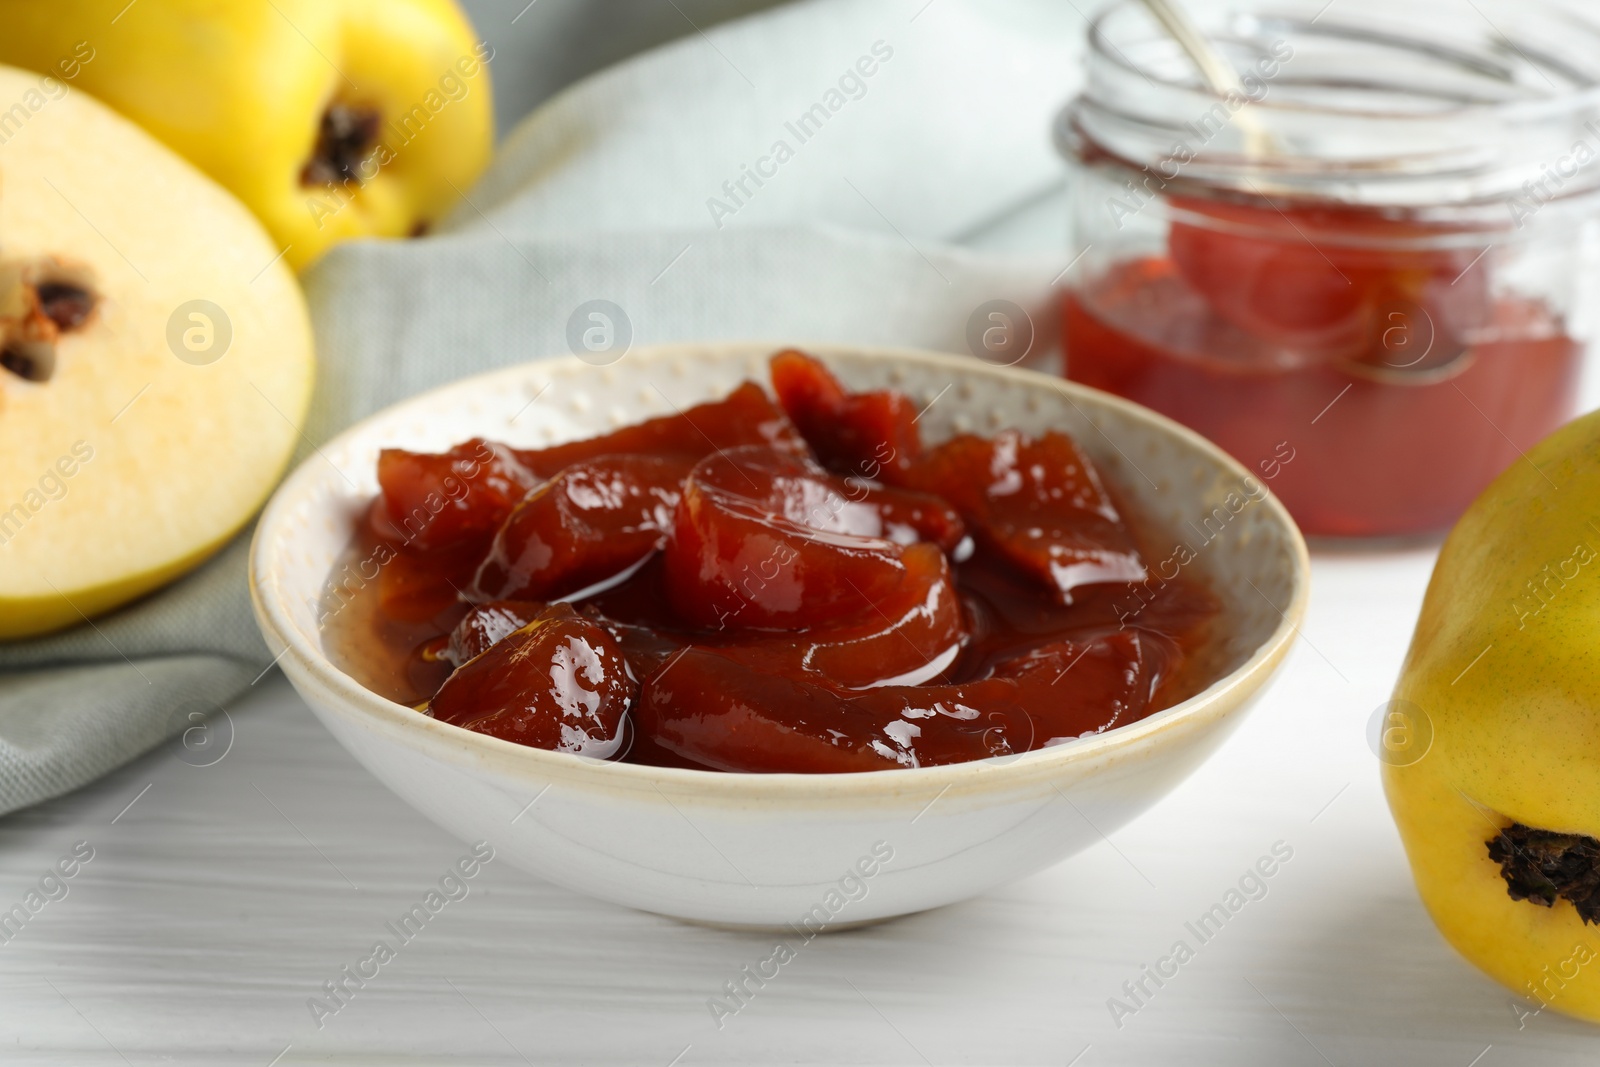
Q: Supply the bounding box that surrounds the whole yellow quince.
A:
[0,0,493,271]
[1386,406,1600,1025]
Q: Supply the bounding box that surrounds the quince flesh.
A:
[1387,406,1600,1022]
[0,0,493,270]
[0,63,313,638]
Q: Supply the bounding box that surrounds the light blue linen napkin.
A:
[0,0,1087,814]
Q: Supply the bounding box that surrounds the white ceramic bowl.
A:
[250,343,1308,928]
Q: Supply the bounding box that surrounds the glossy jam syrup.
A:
[320,351,1221,772]
[1063,199,1581,538]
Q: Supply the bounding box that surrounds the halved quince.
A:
[0,63,313,639]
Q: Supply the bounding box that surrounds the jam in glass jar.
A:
[1057,0,1600,538]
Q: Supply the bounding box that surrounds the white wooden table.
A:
[7,1,1598,1061]
[3,539,1597,1065]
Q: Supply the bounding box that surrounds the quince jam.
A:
[320,351,1218,773]
[1063,197,1581,539]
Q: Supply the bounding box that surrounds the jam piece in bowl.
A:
[511,380,806,478]
[637,630,1157,773]
[661,445,956,632]
[900,429,1146,601]
[430,602,634,757]
[770,347,922,478]
[377,438,537,553]
[319,349,1219,775]
[470,454,689,603]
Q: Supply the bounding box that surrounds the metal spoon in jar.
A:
[1136,0,1477,386]
[1137,0,1274,157]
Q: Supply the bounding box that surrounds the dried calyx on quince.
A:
[1489,823,1600,925]
[0,257,96,383]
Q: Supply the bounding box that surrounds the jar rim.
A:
[1086,0,1600,123]
[1068,0,1600,208]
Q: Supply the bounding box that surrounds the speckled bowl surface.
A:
[249,342,1309,927]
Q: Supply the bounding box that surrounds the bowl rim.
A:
[249,341,1310,799]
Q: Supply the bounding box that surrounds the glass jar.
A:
[1055,0,1600,539]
